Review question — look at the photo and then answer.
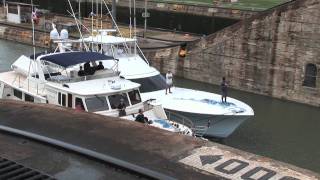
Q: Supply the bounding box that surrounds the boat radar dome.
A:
[60,29,69,39]
[50,28,60,40]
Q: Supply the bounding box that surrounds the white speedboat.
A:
[0,51,193,136]
[79,33,254,138]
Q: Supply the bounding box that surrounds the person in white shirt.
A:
[166,70,173,95]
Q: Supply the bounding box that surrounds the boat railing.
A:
[165,110,195,131]
[192,126,208,137]
[165,110,211,137]
[46,70,117,83]
[143,100,208,137]
[12,74,46,96]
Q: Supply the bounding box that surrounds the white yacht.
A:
[0,51,193,135]
[78,32,254,138]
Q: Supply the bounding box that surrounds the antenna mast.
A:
[133,0,136,56]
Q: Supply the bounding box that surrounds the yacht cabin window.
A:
[58,92,66,106]
[85,96,109,112]
[13,89,22,99]
[62,94,66,106]
[109,93,129,109]
[128,90,141,105]
[25,94,34,102]
[68,94,72,108]
[75,97,85,110]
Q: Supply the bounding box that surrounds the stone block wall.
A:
[145,0,320,107]
[0,25,49,48]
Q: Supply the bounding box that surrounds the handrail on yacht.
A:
[136,44,149,65]
[165,110,195,130]
[47,70,117,83]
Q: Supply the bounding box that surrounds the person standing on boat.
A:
[166,70,173,95]
[78,66,85,77]
[221,77,228,103]
[117,98,126,116]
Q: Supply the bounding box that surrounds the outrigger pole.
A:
[67,0,88,51]
[112,0,116,28]
[27,0,36,91]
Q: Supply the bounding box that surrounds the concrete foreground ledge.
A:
[0,100,319,180]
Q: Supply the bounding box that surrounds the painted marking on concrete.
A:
[179,146,318,180]
[200,155,222,166]
[241,167,276,180]
[215,159,249,175]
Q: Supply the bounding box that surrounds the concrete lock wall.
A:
[115,0,257,20]
[0,26,49,48]
[144,0,320,107]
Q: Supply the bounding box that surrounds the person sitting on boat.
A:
[96,61,104,70]
[135,109,148,124]
[75,102,85,111]
[84,62,96,75]
[117,98,126,116]
[165,70,173,95]
[78,66,86,77]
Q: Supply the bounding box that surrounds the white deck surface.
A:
[142,87,254,116]
[48,76,141,96]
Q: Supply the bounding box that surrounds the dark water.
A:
[116,7,239,35]
[0,39,319,173]
[6,0,238,35]
[175,77,320,174]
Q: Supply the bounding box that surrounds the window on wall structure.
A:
[303,63,317,88]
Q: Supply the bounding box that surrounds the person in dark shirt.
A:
[96,61,104,70]
[84,62,96,75]
[117,98,126,116]
[221,77,228,103]
[135,109,148,124]
[78,66,85,77]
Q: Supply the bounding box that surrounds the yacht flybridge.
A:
[0,51,193,135]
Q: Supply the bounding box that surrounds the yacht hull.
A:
[166,109,251,138]
[141,87,254,138]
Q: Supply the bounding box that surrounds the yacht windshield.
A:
[128,90,141,105]
[85,96,109,112]
[130,75,166,93]
[109,93,129,109]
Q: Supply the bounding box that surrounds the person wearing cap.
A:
[165,70,173,94]
[135,109,148,124]
[117,98,126,116]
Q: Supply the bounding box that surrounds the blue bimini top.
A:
[40,52,113,67]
